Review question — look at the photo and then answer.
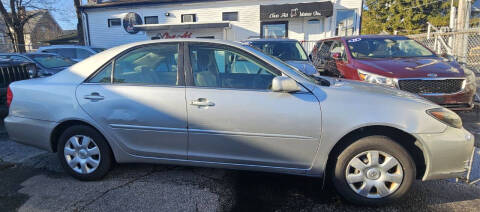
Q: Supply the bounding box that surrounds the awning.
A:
[260,1,333,21]
[134,22,231,31]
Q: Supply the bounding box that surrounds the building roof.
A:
[42,30,79,45]
[23,10,60,34]
[80,0,231,10]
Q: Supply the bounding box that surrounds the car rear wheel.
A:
[332,136,416,205]
[57,125,113,181]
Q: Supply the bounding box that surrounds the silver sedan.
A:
[4,39,474,206]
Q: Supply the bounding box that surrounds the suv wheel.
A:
[57,125,113,181]
[332,136,416,205]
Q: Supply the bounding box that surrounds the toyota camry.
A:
[4,39,474,206]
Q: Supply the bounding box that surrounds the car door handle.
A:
[84,92,104,101]
[190,98,215,107]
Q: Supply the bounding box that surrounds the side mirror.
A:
[331,52,341,60]
[271,76,301,93]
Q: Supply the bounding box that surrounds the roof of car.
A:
[0,53,57,56]
[319,35,409,42]
[38,45,102,49]
[24,53,60,56]
[244,38,300,43]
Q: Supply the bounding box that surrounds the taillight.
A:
[7,86,12,107]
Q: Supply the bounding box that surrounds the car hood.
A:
[355,57,465,78]
[318,76,436,106]
[286,60,318,76]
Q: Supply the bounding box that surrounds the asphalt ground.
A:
[0,114,479,212]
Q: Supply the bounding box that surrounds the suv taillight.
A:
[7,86,12,107]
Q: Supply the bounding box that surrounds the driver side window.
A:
[330,41,347,61]
[189,44,279,90]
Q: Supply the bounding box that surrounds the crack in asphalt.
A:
[71,169,158,212]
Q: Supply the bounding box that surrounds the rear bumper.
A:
[4,115,56,152]
[415,127,475,181]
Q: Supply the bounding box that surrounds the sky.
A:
[50,0,77,30]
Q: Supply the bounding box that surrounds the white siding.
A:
[84,0,362,48]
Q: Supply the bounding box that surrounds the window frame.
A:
[335,9,357,36]
[330,41,347,62]
[184,42,282,91]
[181,14,197,23]
[84,42,185,87]
[260,21,288,38]
[144,16,159,24]
[222,12,238,21]
[108,18,122,27]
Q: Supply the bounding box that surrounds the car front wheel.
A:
[57,125,113,181]
[332,136,416,205]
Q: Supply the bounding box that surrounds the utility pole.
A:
[455,0,471,62]
[74,0,85,45]
[456,0,469,30]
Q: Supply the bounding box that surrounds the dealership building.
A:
[80,0,362,52]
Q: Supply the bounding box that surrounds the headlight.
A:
[357,69,395,87]
[426,108,462,129]
[26,64,36,78]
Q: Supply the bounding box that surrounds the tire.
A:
[332,136,416,206]
[57,125,113,181]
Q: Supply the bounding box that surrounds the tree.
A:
[73,0,84,45]
[0,0,56,52]
[362,0,454,35]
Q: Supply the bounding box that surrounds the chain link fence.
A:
[408,29,480,72]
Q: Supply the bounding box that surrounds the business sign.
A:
[260,2,333,21]
[123,12,143,34]
[152,32,193,39]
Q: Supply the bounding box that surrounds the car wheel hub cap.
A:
[345,150,404,199]
[64,135,101,174]
[366,168,381,180]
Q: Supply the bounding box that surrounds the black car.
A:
[0,59,37,115]
[0,53,76,77]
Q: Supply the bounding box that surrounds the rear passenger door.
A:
[76,43,189,159]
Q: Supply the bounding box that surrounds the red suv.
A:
[311,35,477,110]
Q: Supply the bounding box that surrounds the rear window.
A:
[30,54,75,68]
[250,41,308,61]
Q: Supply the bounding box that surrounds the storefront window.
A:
[261,22,288,38]
[335,10,356,36]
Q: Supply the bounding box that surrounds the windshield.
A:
[265,52,328,85]
[92,48,106,53]
[250,41,308,61]
[30,55,76,68]
[347,37,435,59]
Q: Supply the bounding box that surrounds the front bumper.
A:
[415,127,475,181]
[418,82,476,111]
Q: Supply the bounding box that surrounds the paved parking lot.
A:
[0,113,479,212]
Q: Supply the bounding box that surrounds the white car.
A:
[38,45,106,62]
